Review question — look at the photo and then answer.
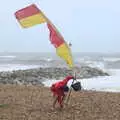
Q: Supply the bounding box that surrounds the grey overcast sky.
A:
[0,0,120,53]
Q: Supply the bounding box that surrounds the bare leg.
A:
[53,96,58,108]
[59,95,66,108]
[61,95,66,104]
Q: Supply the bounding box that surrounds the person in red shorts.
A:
[50,75,74,108]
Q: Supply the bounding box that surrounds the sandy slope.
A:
[0,85,120,120]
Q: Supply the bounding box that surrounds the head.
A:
[63,85,69,92]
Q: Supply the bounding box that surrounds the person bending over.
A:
[50,76,74,108]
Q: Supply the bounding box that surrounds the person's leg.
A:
[53,96,58,108]
[58,95,66,108]
[53,95,64,108]
[57,96,63,108]
[61,94,67,107]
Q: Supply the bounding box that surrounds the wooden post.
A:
[65,71,76,105]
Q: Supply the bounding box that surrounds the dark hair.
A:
[63,85,69,92]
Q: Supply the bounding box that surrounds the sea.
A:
[0,52,120,92]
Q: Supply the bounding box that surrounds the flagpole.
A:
[40,8,76,105]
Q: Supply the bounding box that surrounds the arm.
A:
[62,76,74,85]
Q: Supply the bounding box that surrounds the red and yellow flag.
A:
[15,4,46,28]
[15,4,74,68]
[47,23,73,68]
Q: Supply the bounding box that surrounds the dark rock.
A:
[0,66,109,85]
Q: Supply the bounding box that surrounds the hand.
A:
[73,77,76,80]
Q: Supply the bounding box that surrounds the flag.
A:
[15,4,74,68]
[47,23,74,68]
[15,4,46,28]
